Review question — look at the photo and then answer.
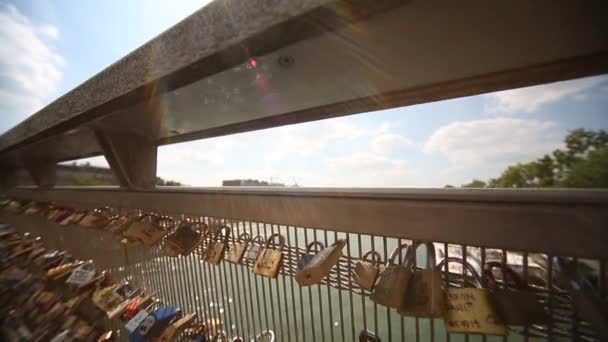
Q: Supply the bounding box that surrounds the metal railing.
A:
[2,186,608,341]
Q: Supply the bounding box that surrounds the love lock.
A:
[254,330,275,341]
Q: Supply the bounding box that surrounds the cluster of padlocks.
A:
[2,198,607,341]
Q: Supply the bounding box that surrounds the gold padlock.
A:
[296,239,347,286]
[225,232,251,264]
[79,207,114,228]
[440,257,507,336]
[399,241,444,318]
[370,243,413,309]
[352,250,383,291]
[163,221,207,257]
[204,225,231,265]
[253,233,286,279]
[155,312,196,341]
[123,214,176,247]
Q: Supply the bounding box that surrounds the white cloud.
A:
[371,133,412,155]
[0,3,63,132]
[424,117,563,170]
[158,138,234,165]
[264,119,390,161]
[59,156,109,168]
[486,76,606,113]
[322,152,416,187]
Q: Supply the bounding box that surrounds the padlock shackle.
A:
[305,241,325,253]
[555,257,596,292]
[361,250,383,264]
[254,330,275,341]
[214,224,231,242]
[264,233,286,250]
[251,235,265,245]
[411,241,437,269]
[211,330,228,341]
[237,232,251,243]
[91,206,115,217]
[483,261,526,291]
[358,329,381,342]
[157,216,178,230]
[387,243,414,267]
[437,257,482,288]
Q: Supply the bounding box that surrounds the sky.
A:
[1,1,608,187]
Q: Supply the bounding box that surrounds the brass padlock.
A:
[123,214,176,247]
[296,239,347,286]
[370,243,413,309]
[79,207,114,228]
[399,241,444,318]
[243,235,265,266]
[225,232,251,264]
[204,225,231,265]
[483,261,549,326]
[440,257,507,336]
[555,257,608,340]
[352,250,383,291]
[163,222,207,257]
[253,233,286,278]
[155,312,196,342]
[106,211,143,239]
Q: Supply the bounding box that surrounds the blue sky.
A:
[2,1,608,187]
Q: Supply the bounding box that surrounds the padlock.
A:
[163,222,207,257]
[204,225,231,265]
[399,241,444,318]
[370,243,414,309]
[23,202,47,215]
[66,260,96,286]
[79,207,114,228]
[156,312,196,342]
[254,330,275,341]
[243,235,265,265]
[253,233,285,279]
[296,241,325,275]
[211,331,228,342]
[122,294,155,321]
[555,257,608,340]
[483,261,549,325]
[123,214,176,247]
[296,239,347,286]
[352,250,383,291]
[47,261,81,279]
[53,208,75,224]
[225,233,251,264]
[439,257,507,336]
[188,322,208,342]
[358,330,381,342]
[93,284,129,316]
[129,303,179,341]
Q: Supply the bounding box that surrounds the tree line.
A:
[450,129,608,189]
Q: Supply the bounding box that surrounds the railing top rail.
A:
[7,187,608,259]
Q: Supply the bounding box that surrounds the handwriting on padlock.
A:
[443,288,507,335]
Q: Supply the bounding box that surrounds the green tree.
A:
[484,129,608,188]
[156,177,182,186]
[461,179,487,188]
[562,147,608,187]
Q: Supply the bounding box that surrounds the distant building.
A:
[222,179,285,187]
